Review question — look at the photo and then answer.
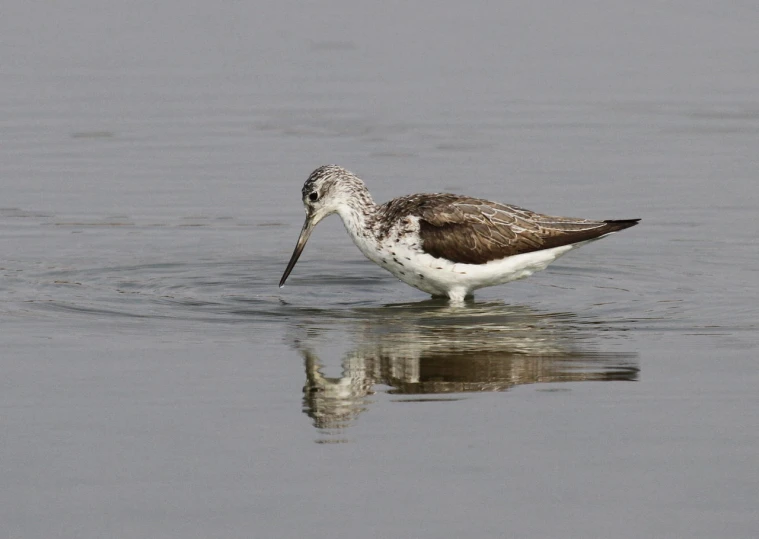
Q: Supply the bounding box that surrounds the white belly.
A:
[362,239,583,301]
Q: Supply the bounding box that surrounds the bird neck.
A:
[335,191,382,258]
[336,195,376,232]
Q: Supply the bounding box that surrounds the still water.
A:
[2,1,758,537]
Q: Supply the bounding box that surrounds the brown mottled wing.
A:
[400,194,638,265]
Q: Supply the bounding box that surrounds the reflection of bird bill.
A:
[294,303,639,432]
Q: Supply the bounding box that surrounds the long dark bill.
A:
[279,216,315,288]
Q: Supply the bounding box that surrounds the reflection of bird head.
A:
[302,350,373,432]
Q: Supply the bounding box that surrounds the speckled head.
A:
[300,165,372,212]
[280,165,374,288]
[301,164,346,200]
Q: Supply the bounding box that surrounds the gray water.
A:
[2,1,758,537]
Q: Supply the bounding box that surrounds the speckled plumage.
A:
[280,165,639,301]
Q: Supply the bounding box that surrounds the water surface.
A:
[2,1,758,537]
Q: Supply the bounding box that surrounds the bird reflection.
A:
[293,301,639,436]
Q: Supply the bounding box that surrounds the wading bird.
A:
[280,165,639,302]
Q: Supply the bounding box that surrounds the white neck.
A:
[336,202,382,263]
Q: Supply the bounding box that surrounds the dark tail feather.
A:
[602,219,641,233]
[525,218,641,253]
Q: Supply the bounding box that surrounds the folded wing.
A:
[399,195,638,265]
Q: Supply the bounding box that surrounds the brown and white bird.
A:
[279,165,639,302]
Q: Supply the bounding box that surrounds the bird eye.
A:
[309,192,319,202]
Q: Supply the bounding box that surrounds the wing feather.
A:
[380,194,638,265]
